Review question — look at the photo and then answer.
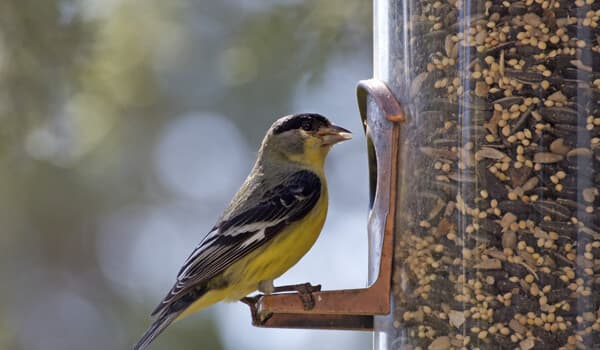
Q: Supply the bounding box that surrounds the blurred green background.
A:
[0,0,372,349]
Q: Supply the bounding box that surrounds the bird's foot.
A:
[240,295,262,325]
[241,282,321,325]
[272,282,322,310]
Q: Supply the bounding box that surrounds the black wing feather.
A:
[152,170,321,316]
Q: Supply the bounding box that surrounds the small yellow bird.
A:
[133,113,352,350]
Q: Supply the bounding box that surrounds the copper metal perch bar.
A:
[241,79,405,331]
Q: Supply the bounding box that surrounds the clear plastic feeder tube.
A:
[374,0,600,349]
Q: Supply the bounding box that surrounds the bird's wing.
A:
[152,169,322,316]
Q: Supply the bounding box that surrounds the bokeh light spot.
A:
[155,112,249,200]
[217,46,259,86]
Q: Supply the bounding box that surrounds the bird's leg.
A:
[271,282,322,294]
[258,279,275,295]
[271,282,322,310]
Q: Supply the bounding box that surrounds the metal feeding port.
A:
[241,79,404,331]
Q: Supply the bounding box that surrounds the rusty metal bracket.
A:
[242,79,404,330]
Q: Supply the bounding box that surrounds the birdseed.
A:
[380,0,600,349]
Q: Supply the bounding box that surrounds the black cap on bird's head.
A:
[273,113,331,134]
[271,113,352,146]
[258,113,352,166]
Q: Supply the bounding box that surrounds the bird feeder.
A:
[245,1,600,349]
[372,0,600,349]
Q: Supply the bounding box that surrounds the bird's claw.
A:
[272,282,321,311]
[240,295,262,324]
[241,295,275,325]
[242,282,322,325]
[296,282,321,310]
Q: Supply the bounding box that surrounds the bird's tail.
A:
[132,312,180,350]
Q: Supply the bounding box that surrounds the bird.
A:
[132,113,352,350]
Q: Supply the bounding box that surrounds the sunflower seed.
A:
[498,200,531,216]
[549,138,571,155]
[533,152,564,163]
[540,107,578,125]
[566,148,593,162]
[474,258,502,269]
[521,177,539,192]
[539,221,578,238]
[502,230,517,249]
[532,200,572,221]
[475,147,508,160]
[493,96,524,110]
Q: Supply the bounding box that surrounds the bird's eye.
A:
[301,120,313,131]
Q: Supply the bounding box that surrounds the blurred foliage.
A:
[221,0,370,136]
[0,0,370,349]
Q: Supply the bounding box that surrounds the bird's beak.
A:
[318,124,352,146]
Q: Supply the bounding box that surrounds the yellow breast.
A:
[226,187,328,297]
[177,181,328,320]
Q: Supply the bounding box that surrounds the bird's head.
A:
[260,113,352,168]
